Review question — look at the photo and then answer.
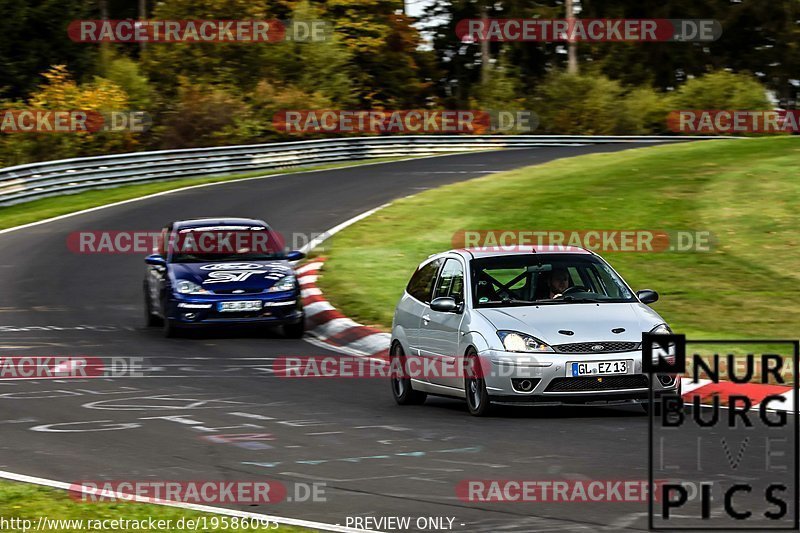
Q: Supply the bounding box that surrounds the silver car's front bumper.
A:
[479,348,680,405]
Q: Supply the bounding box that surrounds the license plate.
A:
[218,300,262,312]
[570,360,628,377]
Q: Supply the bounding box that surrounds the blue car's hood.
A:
[170,260,294,291]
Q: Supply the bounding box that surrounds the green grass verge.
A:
[318,137,800,344]
[0,157,406,230]
[0,481,311,532]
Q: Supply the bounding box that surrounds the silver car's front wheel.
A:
[464,348,492,416]
[390,342,427,405]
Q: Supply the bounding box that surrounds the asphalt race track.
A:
[0,145,788,532]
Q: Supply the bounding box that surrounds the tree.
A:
[325,0,429,107]
[0,0,99,99]
[140,0,281,95]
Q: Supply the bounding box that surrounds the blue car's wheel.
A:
[143,285,162,327]
[161,297,179,338]
[163,317,178,338]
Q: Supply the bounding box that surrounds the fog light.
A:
[657,374,675,387]
[183,312,197,320]
[512,378,540,392]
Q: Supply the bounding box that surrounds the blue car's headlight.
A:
[497,331,554,353]
[175,280,209,295]
[268,275,296,292]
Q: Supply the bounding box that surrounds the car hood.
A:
[476,303,665,345]
[170,260,294,291]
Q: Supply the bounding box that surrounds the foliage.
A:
[530,71,628,134]
[0,0,794,165]
[668,70,770,110]
[0,65,138,166]
[0,0,98,99]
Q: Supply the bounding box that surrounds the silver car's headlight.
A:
[175,280,209,295]
[649,323,672,335]
[268,275,296,292]
[497,331,554,353]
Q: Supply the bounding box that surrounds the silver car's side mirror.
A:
[430,297,461,313]
[637,289,659,304]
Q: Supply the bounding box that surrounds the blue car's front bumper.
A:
[165,291,303,326]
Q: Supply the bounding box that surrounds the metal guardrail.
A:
[0,135,733,206]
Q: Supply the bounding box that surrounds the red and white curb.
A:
[297,259,390,361]
[296,259,795,411]
[680,378,794,412]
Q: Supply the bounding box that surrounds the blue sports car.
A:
[143,217,305,338]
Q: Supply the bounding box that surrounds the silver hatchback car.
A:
[390,246,680,416]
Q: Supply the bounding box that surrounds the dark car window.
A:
[472,254,635,307]
[168,226,285,263]
[434,258,465,303]
[406,258,442,303]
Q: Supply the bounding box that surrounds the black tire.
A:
[163,317,179,338]
[641,401,662,416]
[161,298,179,338]
[464,348,493,416]
[390,343,427,405]
[644,379,682,415]
[283,318,305,339]
[143,288,162,327]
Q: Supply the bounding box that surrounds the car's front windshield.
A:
[472,254,636,307]
[167,226,285,263]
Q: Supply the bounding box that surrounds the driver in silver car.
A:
[546,267,570,298]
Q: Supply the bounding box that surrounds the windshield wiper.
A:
[502,298,536,305]
[479,298,535,306]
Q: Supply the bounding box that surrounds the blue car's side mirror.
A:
[145,254,167,266]
[286,250,306,261]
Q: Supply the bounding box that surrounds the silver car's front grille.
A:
[553,341,640,354]
[545,375,649,392]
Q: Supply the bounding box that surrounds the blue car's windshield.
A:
[471,254,636,307]
[167,226,285,263]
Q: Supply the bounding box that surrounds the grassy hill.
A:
[319,137,800,342]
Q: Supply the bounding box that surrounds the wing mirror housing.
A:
[145,254,167,267]
[637,289,659,304]
[286,250,306,261]
[430,297,462,313]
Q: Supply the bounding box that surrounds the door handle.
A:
[422,314,431,324]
